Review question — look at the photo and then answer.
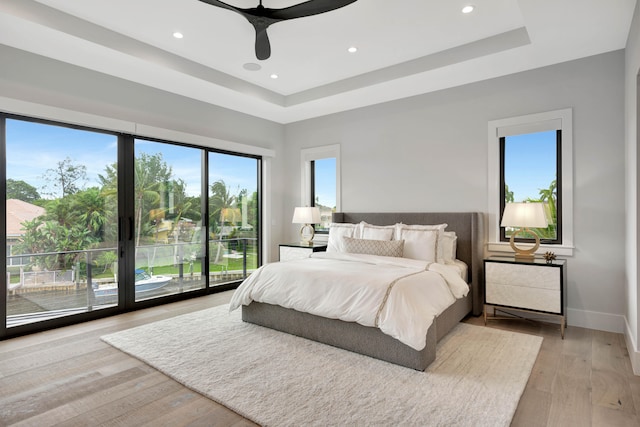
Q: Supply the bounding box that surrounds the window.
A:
[488,109,573,255]
[133,139,206,302]
[5,118,119,323]
[500,130,561,244]
[2,113,263,336]
[310,157,337,232]
[209,152,260,282]
[301,145,340,233]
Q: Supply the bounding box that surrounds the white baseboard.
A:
[624,318,640,376]
[566,308,625,334]
[488,307,624,333]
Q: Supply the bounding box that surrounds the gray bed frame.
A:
[242,212,485,371]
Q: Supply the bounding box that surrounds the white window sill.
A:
[486,242,574,257]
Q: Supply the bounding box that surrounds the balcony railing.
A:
[5,238,257,327]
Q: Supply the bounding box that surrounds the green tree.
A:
[73,187,110,244]
[16,217,97,270]
[97,163,119,243]
[209,179,236,233]
[162,178,201,244]
[237,189,258,234]
[40,157,87,198]
[537,179,557,239]
[99,154,177,248]
[504,184,514,203]
[95,250,117,275]
[134,153,172,248]
[6,179,40,202]
[43,197,74,228]
[539,179,557,223]
[166,179,200,222]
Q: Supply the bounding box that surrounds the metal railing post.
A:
[242,238,247,279]
[86,251,94,311]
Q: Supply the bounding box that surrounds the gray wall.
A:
[625,1,640,372]
[0,45,282,149]
[285,50,626,331]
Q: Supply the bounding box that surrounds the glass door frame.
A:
[1,115,262,339]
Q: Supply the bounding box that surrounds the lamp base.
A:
[509,228,540,262]
[514,253,536,262]
[299,223,315,245]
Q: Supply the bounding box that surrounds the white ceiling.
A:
[0,0,636,124]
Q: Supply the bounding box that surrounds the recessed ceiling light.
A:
[173,32,184,39]
[270,74,279,79]
[243,62,262,71]
[347,46,358,53]
[461,5,475,14]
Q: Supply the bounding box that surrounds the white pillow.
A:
[395,223,447,262]
[342,236,404,258]
[442,231,457,263]
[394,228,437,262]
[359,222,395,241]
[327,223,359,252]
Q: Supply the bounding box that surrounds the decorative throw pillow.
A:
[342,236,404,258]
[327,223,359,252]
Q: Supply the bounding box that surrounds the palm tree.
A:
[210,180,236,233]
[134,162,162,249]
[538,179,558,240]
[73,187,109,243]
[538,179,557,224]
[100,154,173,249]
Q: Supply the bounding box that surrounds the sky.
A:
[6,119,117,198]
[314,157,336,208]
[504,130,557,202]
[7,118,548,208]
[6,119,257,200]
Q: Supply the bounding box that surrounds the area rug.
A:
[101,305,542,427]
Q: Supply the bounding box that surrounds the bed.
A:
[233,212,484,371]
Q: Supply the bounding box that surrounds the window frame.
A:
[499,129,563,245]
[300,144,341,236]
[1,111,267,338]
[488,108,574,256]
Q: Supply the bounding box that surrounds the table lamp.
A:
[292,206,321,245]
[501,202,548,261]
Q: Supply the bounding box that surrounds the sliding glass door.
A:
[5,119,118,326]
[132,139,205,302]
[208,153,260,285]
[2,115,262,336]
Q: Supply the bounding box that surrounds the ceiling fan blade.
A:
[197,0,245,15]
[197,0,359,60]
[199,0,274,58]
[267,0,358,20]
[254,27,271,60]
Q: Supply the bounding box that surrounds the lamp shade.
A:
[501,202,548,228]
[292,206,321,224]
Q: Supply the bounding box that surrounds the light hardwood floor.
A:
[1,291,638,426]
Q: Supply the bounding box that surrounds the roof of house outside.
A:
[6,199,45,236]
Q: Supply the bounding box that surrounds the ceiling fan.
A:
[198,0,358,60]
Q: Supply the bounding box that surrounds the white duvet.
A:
[229,252,469,351]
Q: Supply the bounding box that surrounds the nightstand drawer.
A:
[485,261,562,314]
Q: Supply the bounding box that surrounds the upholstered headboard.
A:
[331,212,485,316]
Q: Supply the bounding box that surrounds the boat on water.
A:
[93,269,172,297]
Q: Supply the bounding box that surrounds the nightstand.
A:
[279,242,327,261]
[484,256,567,338]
